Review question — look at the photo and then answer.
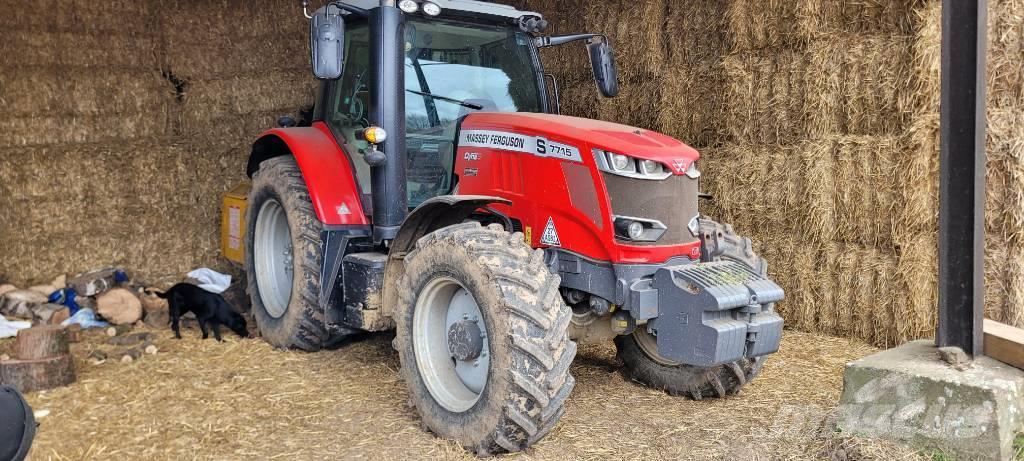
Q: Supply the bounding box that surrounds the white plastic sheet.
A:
[0,315,31,339]
[186,268,232,294]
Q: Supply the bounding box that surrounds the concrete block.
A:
[838,340,1024,460]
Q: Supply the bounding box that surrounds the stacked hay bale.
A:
[0,0,171,145]
[699,0,929,346]
[162,0,316,148]
[0,0,316,286]
[0,1,176,284]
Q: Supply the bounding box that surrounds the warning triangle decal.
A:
[540,217,561,247]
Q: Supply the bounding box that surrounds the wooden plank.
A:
[983,319,1024,370]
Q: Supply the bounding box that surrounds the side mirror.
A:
[310,5,345,80]
[587,37,619,98]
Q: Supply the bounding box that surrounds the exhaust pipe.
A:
[369,2,408,243]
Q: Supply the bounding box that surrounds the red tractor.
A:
[244,0,784,454]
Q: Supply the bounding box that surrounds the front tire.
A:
[395,223,576,455]
[245,156,329,351]
[615,218,769,398]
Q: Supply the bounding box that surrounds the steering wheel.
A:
[347,70,370,126]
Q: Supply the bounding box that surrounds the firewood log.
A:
[106,332,154,346]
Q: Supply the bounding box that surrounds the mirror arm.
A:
[326,1,369,17]
[535,33,606,48]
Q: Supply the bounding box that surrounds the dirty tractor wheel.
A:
[245,156,330,351]
[395,223,576,455]
[615,218,768,398]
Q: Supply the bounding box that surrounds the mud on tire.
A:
[395,223,576,455]
[245,156,330,351]
[615,218,769,398]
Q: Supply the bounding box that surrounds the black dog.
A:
[151,284,249,341]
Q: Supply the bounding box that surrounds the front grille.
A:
[603,173,699,246]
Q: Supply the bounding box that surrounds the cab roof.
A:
[340,0,542,21]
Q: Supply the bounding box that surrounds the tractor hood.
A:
[459,112,700,166]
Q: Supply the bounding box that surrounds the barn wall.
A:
[1,0,1021,345]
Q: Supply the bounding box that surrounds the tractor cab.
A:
[316,12,549,209]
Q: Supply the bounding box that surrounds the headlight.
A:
[627,221,645,240]
[640,159,664,175]
[422,2,442,16]
[398,0,419,13]
[614,216,667,242]
[608,153,634,172]
[594,150,671,180]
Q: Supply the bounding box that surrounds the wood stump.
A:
[140,290,169,328]
[96,288,142,325]
[0,325,76,393]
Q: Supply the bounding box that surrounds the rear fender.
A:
[247,122,368,226]
[381,195,512,319]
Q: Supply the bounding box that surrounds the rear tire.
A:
[245,156,330,351]
[395,223,576,455]
[615,218,769,398]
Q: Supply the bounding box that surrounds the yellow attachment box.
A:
[221,183,251,264]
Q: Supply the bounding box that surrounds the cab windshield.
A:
[403,18,542,205]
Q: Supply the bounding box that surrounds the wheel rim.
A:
[413,277,490,413]
[254,199,293,318]
[633,328,681,366]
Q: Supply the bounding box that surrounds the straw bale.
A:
[0,111,172,147]
[896,114,940,239]
[725,0,801,52]
[0,68,173,117]
[525,0,588,77]
[894,233,938,343]
[0,140,246,285]
[828,136,901,246]
[1006,244,1024,328]
[596,76,661,131]
[910,0,942,113]
[657,62,727,147]
[722,51,807,145]
[161,0,309,43]
[698,143,804,246]
[813,242,840,336]
[0,0,159,42]
[665,0,729,67]
[795,0,922,40]
[851,247,878,343]
[0,29,161,69]
[164,34,309,79]
[989,107,1024,241]
[555,79,601,120]
[603,0,667,79]
[988,0,1024,109]
[804,34,914,138]
[985,233,1010,323]
[799,139,837,243]
[181,72,314,118]
[868,250,900,348]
